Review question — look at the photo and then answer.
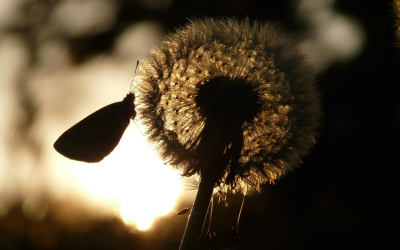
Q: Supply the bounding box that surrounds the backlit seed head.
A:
[137,17,321,195]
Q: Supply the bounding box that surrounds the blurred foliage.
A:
[0,200,185,250]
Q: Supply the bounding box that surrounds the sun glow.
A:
[54,123,182,230]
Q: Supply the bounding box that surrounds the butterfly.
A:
[53,92,136,162]
[54,61,139,162]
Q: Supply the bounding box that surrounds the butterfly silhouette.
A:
[54,92,136,162]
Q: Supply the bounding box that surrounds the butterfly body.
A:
[54,93,136,162]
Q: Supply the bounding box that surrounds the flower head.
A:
[138,17,321,195]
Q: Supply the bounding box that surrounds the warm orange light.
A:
[53,123,182,230]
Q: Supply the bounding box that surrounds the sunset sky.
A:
[0,0,396,249]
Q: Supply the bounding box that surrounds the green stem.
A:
[179,177,215,250]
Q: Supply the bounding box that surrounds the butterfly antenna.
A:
[129,60,140,93]
[133,121,144,136]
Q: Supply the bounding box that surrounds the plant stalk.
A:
[179,177,215,250]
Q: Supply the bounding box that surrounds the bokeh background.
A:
[0,0,397,249]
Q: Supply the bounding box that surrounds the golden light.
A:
[52,121,182,231]
[0,2,185,232]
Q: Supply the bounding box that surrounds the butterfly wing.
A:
[54,94,135,162]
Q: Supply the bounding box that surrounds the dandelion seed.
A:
[138,17,321,194]
[137,17,321,250]
[176,207,191,215]
[205,233,212,249]
[211,232,219,248]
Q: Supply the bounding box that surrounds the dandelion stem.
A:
[179,177,214,250]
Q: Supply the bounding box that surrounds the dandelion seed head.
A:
[138,17,321,195]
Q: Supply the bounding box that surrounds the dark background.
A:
[1,0,398,249]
